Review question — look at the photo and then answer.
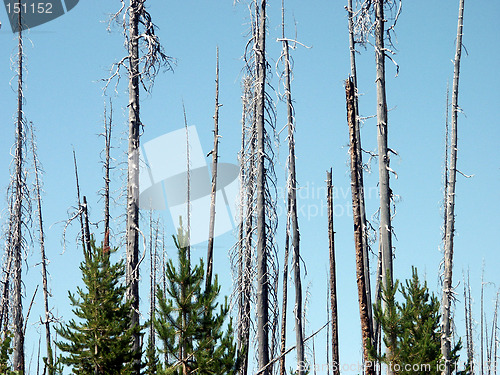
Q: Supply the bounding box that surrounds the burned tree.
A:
[441,1,465,373]
[30,125,54,374]
[11,4,28,372]
[278,1,304,372]
[327,170,339,375]
[107,2,171,372]
[346,78,374,375]
[206,47,221,290]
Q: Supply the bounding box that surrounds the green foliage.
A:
[154,234,240,374]
[55,240,139,374]
[371,267,461,374]
[0,331,14,374]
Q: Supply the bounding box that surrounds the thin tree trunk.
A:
[374,0,394,369]
[347,79,375,375]
[31,126,54,374]
[482,267,485,375]
[347,0,373,343]
[279,201,290,375]
[126,2,141,371]
[72,149,86,253]
[182,103,191,262]
[238,77,253,375]
[327,170,339,375]
[13,3,25,371]
[103,100,112,245]
[326,278,331,375]
[280,2,304,371]
[467,270,475,374]
[206,47,220,291]
[441,1,464,373]
[255,0,270,372]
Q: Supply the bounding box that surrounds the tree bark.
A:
[31,126,54,374]
[206,47,220,291]
[327,170,339,375]
[347,79,375,375]
[441,1,464,373]
[347,0,373,343]
[13,3,25,371]
[255,0,270,373]
[126,1,141,372]
[280,3,304,371]
[238,77,253,375]
[374,0,394,369]
[104,100,112,245]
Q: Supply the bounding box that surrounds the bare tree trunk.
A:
[206,47,220,291]
[327,170,339,375]
[126,2,141,371]
[149,213,158,354]
[182,104,191,262]
[441,1,465,373]
[255,0,270,372]
[347,0,373,342]
[346,79,375,375]
[279,204,289,375]
[103,100,113,244]
[467,271,475,374]
[481,267,485,375]
[12,3,25,371]
[72,149,86,254]
[280,2,304,371]
[31,126,54,374]
[374,0,394,369]
[237,77,253,375]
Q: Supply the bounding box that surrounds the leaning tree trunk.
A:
[206,47,220,291]
[12,4,25,372]
[327,170,339,375]
[126,1,141,372]
[346,79,375,375]
[280,2,304,372]
[347,0,373,343]
[31,126,54,374]
[441,1,464,373]
[255,0,270,372]
[374,0,394,369]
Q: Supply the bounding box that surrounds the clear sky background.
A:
[0,0,499,373]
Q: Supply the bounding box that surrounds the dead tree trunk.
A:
[255,0,270,372]
[206,47,220,291]
[346,79,375,375]
[374,0,394,369]
[347,0,373,344]
[441,1,465,373]
[280,2,304,371]
[103,100,113,244]
[12,4,25,371]
[126,1,141,370]
[237,77,253,375]
[327,170,339,375]
[30,125,54,374]
[279,222,289,375]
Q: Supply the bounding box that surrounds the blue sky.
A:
[0,0,499,373]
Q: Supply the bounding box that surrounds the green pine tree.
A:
[371,267,461,374]
[55,240,139,374]
[155,233,240,374]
